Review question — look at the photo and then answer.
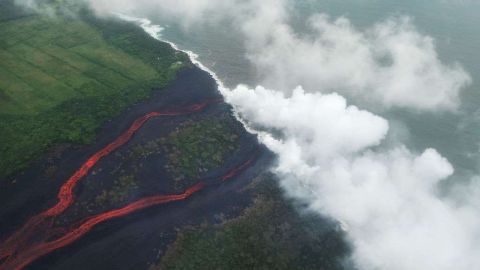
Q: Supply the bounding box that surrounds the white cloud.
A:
[226,85,389,160]
[86,0,243,27]
[245,14,471,111]
[14,0,58,16]
[224,85,480,270]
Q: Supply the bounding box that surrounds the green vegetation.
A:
[156,177,350,270]
[58,173,139,223]
[93,174,139,208]
[0,1,189,179]
[129,118,240,190]
[164,119,240,180]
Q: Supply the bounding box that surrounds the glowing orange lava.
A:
[0,99,258,270]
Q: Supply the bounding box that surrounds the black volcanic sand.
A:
[0,66,273,270]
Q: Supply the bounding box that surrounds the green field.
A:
[0,2,189,179]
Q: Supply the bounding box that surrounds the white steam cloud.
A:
[224,85,480,270]
[86,0,241,26]
[32,0,479,269]
[245,15,471,110]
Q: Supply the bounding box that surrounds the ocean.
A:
[147,0,480,184]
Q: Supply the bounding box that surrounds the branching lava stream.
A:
[0,99,257,270]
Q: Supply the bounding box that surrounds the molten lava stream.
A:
[1,152,258,270]
[0,100,220,265]
[221,150,258,182]
[0,183,205,270]
[47,99,221,216]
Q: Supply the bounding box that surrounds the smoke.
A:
[244,14,471,111]
[86,0,245,27]
[22,0,480,269]
[13,0,83,17]
[224,85,480,270]
[13,0,57,16]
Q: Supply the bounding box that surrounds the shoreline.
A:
[124,15,266,151]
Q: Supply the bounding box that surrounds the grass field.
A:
[0,2,189,179]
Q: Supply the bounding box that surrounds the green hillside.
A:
[0,1,189,179]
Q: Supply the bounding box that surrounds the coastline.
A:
[117,15,229,94]
[123,15,268,147]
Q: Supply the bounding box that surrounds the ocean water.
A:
[148,0,480,183]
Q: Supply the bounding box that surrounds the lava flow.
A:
[0,182,206,270]
[0,153,257,270]
[0,153,256,270]
[1,99,252,270]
